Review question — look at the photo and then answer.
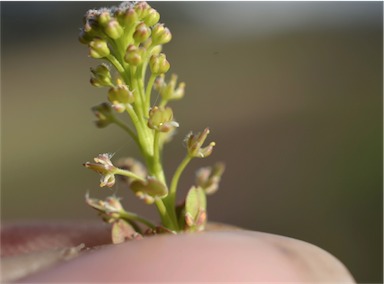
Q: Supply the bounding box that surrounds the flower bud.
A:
[104,19,124,39]
[124,44,143,66]
[151,24,172,45]
[147,106,179,132]
[150,53,170,75]
[143,8,160,26]
[133,22,151,43]
[90,64,113,87]
[134,2,150,19]
[98,10,111,26]
[91,102,114,128]
[117,7,138,28]
[185,128,216,158]
[89,38,110,58]
[108,83,135,112]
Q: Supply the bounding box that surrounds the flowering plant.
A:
[79,2,224,243]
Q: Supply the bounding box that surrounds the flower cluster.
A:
[80,2,224,240]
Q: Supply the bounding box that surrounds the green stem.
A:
[155,198,175,230]
[106,54,125,75]
[125,104,153,157]
[153,131,165,183]
[145,74,157,112]
[114,168,146,182]
[152,131,180,231]
[120,210,156,229]
[136,64,147,112]
[168,155,193,206]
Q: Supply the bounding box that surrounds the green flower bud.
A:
[91,102,114,128]
[117,7,138,28]
[134,2,150,19]
[91,63,111,78]
[124,44,143,66]
[90,64,113,87]
[108,83,135,112]
[98,10,111,26]
[150,53,170,75]
[185,128,216,158]
[149,44,162,56]
[133,22,151,43]
[143,8,160,27]
[104,19,124,39]
[151,24,172,46]
[89,38,110,58]
[147,106,179,132]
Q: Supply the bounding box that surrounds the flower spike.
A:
[79,1,224,236]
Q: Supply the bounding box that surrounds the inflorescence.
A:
[79,1,224,243]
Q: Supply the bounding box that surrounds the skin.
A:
[1,222,355,283]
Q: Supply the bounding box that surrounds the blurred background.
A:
[1,2,382,282]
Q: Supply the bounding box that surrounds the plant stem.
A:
[106,54,125,75]
[145,73,157,112]
[168,155,192,206]
[125,104,153,157]
[120,210,156,229]
[153,131,165,183]
[155,198,176,230]
[114,168,146,182]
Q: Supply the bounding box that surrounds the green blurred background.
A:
[1,2,382,282]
